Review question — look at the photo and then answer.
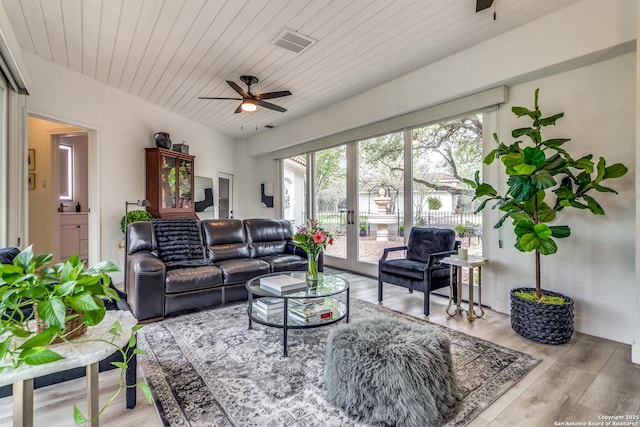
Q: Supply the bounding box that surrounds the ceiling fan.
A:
[198,75,292,113]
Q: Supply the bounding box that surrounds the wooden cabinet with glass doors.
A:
[145,147,196,218]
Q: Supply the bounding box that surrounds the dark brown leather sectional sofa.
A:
[125,218,318,321]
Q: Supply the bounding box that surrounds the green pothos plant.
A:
[0,246,152,424]
[466,89,628,302]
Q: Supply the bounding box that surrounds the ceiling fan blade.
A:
[198,96,243,100]
[476,0,493,12]
[234,104,243,114]
[227,80,249,97]
[256,90,292,100]
[255,99,287,113]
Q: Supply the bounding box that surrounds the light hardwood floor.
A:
[1,271,638,426]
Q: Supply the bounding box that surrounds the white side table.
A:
[0,310,137,427]
[441,255,488,321]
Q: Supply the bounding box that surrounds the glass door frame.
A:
[307,137,412,277]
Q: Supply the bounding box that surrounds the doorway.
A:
[27,116,90,262]
[218,172,233,219]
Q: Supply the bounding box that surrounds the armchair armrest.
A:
[427,249,458,268]
[379,246,408,263]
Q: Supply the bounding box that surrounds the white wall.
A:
[483,53,635,344]
[236,0,638,347]
[23,52,236,282]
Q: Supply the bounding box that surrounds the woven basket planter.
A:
[510,287,574,345]
[36,306,87,344]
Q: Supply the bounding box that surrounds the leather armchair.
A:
[378,227,459,316]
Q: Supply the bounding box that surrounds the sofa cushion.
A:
[127,222,155,254]
[202,219,250,261]
[379,258,427,280]
[406,228,456,262]
[244,218,293,257]
[214,258,270,284]
[165,265,224,294]
[258,254,307,272]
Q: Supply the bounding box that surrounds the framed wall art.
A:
[28,173,35,190]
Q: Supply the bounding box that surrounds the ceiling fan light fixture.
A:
[241,100,257,112]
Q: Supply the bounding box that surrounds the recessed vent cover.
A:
[271,28,316,54]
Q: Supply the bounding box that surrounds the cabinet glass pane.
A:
[178,159,193,209]
[161,155,176,209]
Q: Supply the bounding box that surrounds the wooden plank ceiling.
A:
[3,0,578,138]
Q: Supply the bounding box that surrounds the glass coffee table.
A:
[246,271,349,356]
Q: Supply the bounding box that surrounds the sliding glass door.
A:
[284,113,484,277]
[308,132,404,275]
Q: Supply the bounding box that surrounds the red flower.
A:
[312,231,325,243]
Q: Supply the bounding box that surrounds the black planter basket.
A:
[510,287,574,345]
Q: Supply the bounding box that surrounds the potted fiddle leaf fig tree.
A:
[467,89,628,345]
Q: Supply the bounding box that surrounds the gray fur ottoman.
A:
[324,318,460,427]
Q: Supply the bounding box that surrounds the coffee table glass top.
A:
[247,271,348,298]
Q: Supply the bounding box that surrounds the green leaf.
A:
[56,280,77,297]
[514,219,534,237]
[512,105,541,120]
[540,154,566,176]
[592,184,618,194]
[533,223,552,240]
[21,347,65,365]
[87,260,120,273]
[537,112,564,127]
[531,170,556,190]
[549,225,571,238]
[111,361,127,369]
[538,238,558,255]
[483,148,498,165]
[507,175,538,202]
[513,164,537,175]
[542,138,570,149]
[509,212,530,225]
[502,152,524,171]
[604,163,628,179]
[474,183,497,198]
[15,246,35,271]
[108,320,123,336]
[37,298,66,329]
[574,155,594,173]
[493,212,512,229]
[68,292,101,312]
[82,308,106,327]
[523,147,545,166]
[18,328,58,349]
[0,337,11,360]
[582,195,604,215]
[517,233,539,252]
[139,382,153,404]
[512,128,541,144]
[73,405,87,424]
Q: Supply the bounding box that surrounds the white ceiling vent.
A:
[271,28,317,54]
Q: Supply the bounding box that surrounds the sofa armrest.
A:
[126,252,165,321]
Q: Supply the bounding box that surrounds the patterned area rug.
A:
[138,299,540,426]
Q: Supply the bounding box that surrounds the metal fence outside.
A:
[316,210,482,238]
